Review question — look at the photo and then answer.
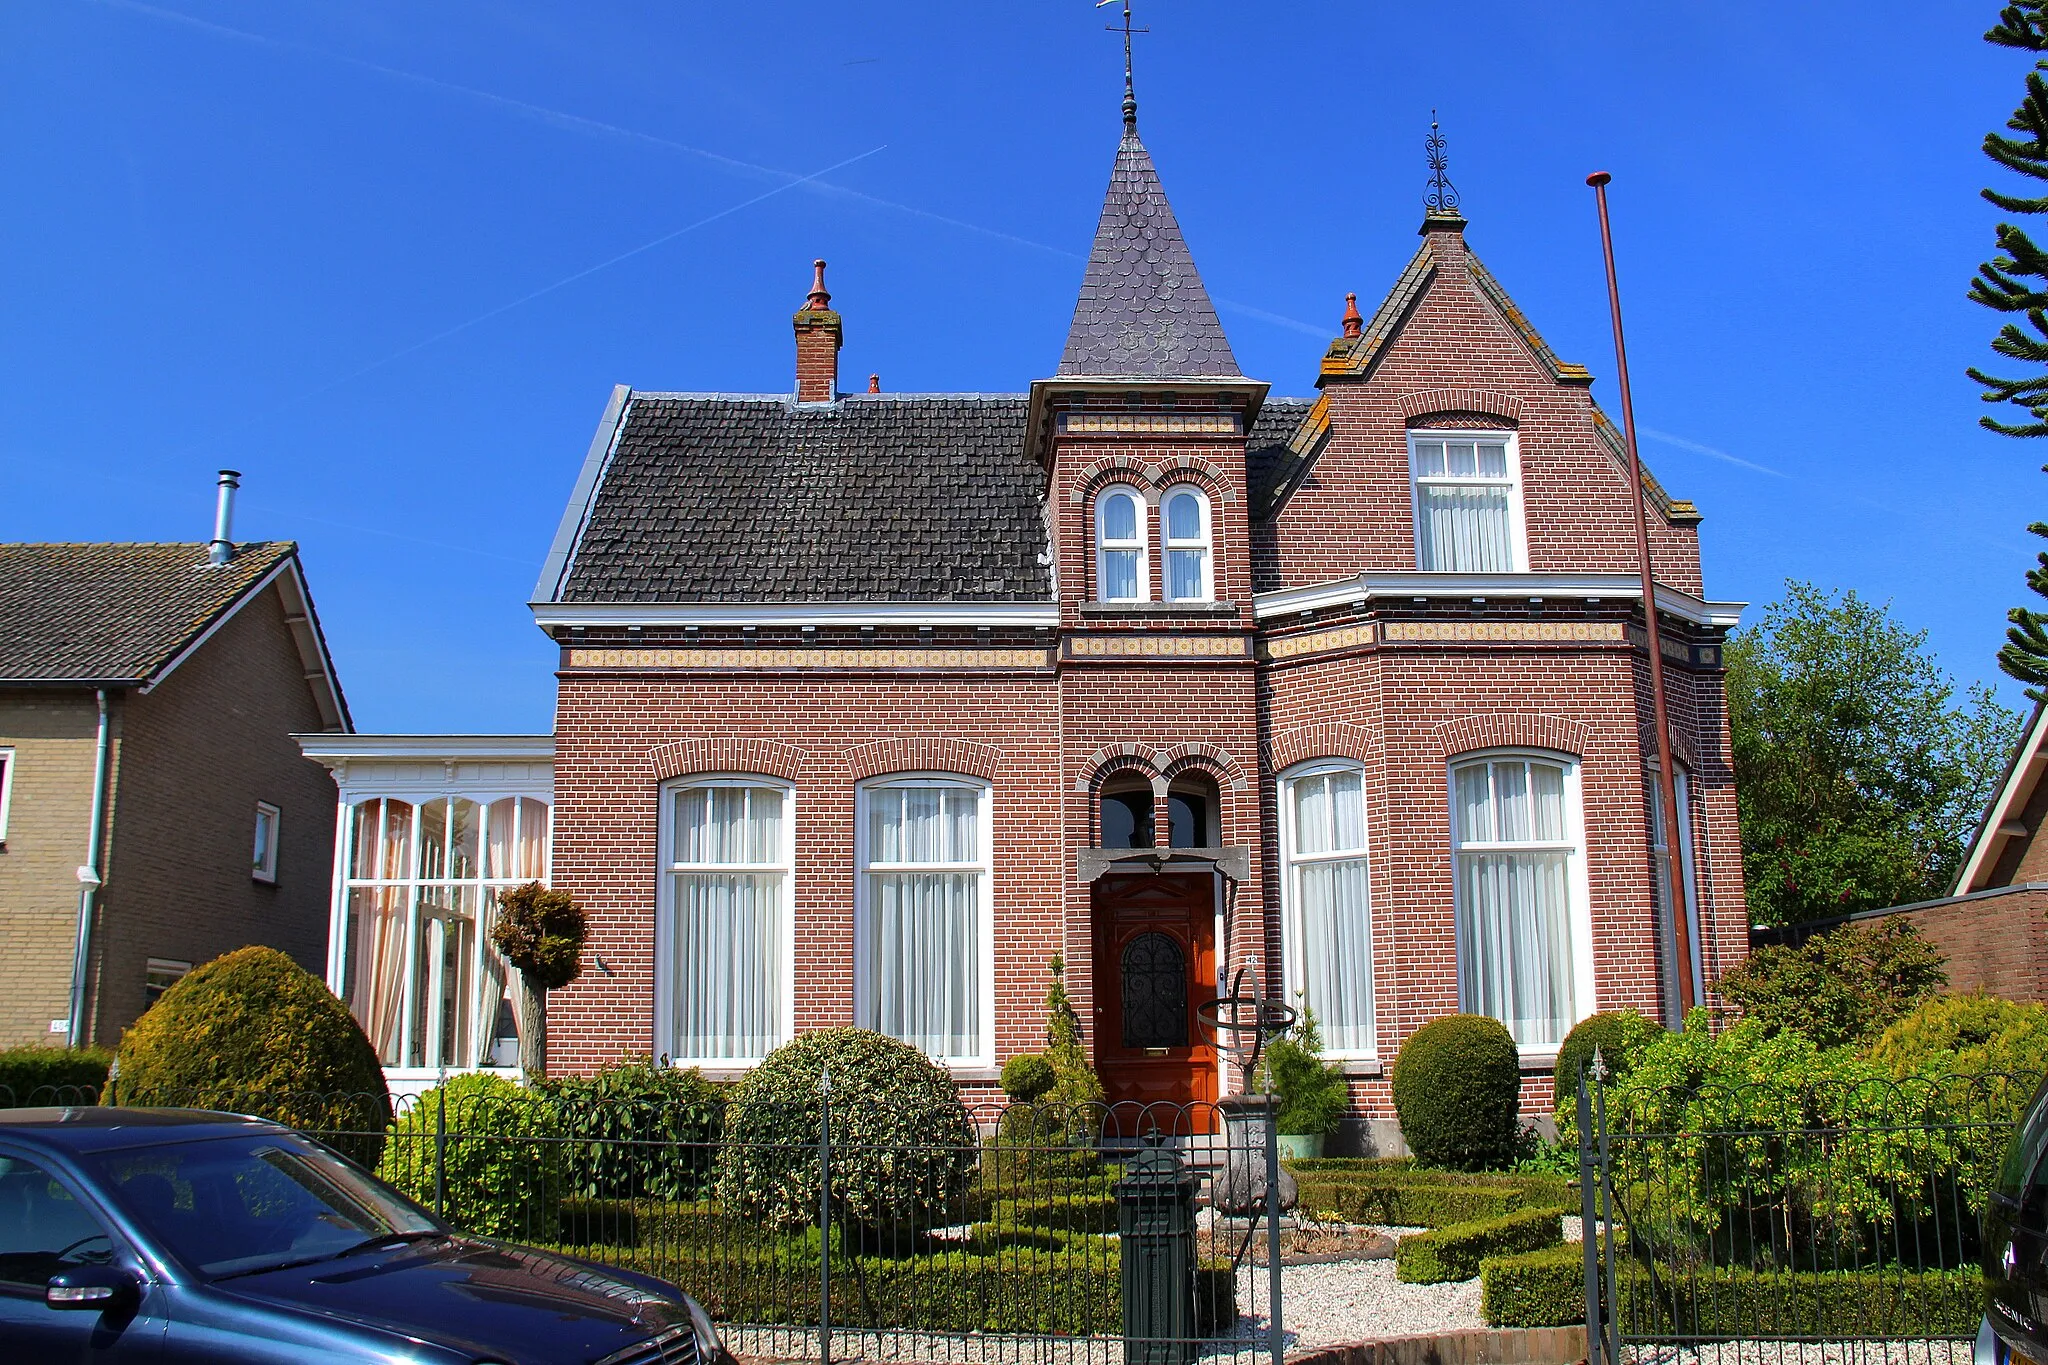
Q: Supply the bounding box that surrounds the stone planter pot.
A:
[1276,1132,1325,1161]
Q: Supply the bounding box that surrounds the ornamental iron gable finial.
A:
[1098,0,1147,135]
[1425,111,1460,217]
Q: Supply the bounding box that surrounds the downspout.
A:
[68,688,112,1047]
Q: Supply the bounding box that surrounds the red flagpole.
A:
[1587,171,1696,1019]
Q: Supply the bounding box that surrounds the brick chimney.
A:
[792,259,841,403]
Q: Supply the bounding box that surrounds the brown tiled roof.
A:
[0,541,297,684]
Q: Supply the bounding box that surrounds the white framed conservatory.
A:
[296,735,554,1094]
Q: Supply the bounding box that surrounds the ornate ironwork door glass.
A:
[1121,931,1188,1048]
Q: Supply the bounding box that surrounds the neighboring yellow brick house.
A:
[0,538,349,1049]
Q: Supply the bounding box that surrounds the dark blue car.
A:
[0,1106,731,1364]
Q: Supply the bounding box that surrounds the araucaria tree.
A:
[1970,2,2048,695]
[1727,583,2020,925]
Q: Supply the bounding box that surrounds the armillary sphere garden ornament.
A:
[1195,963,1298,1093]
[1197,962,1303,1237]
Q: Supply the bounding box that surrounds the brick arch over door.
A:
[1399,388,1524,423]
[843,737,1002,783]
[1156,743,1249,793]
[1433,714,1590,761]
[648,737,805,782]
[1076,743,1160,793]
[1264,722,1375,775]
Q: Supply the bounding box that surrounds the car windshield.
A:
[89,1133,439,1278]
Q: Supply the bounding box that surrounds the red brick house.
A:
[493,105,1750,1129]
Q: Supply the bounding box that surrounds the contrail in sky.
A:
[1638,426,1786,478]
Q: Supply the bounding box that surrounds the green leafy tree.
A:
[1727,583,2021,925]
[1969,3,2048,693]
[1714,918,1948,1048]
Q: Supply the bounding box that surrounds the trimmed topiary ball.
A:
[379,1072,563,1238]
[717,1028,975,1244]
[1552,1010,1663,1112]
[115,946,391,1166]
[1000,1053,1057,1103]
[1392,1013,1522,1171]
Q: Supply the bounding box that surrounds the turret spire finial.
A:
[1425,110,1461,216]
[1099,0,1147,135]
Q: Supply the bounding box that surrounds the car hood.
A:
[212,1235,691,1363]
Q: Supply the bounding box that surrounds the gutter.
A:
[67,688,112,1048]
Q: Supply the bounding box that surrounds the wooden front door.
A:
[1090,872,1218,1111]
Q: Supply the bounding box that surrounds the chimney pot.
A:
[868,374,880,394]
[1341,292,1363,339]
[208,470,241,566]
[793,258,842,403]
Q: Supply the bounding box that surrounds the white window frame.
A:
[1160,485,1215,603]
[1648,764,1703,1024]
[1278,760,1376,1060]
[654,774,797,1069]
[1445,749,1595,1055]
[0,747,14,844]
[144,957,192,1009]
[335,793,553,1073]
[853,773,996,1070]
[1407,428,1528,573]
[1094,485,1151,603]
[252,801,282,884]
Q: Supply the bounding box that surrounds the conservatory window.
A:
[661,780,791,1064]
[1411,432,1522,572]
[340,795,548,1069]
[857,777,991,1065]
[1450,756,1584,1048]
[1281,765,1375,1055]
[1095,487,1149,602]
[1161,487,1213,602]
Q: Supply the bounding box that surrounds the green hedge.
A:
[1396,1208,1562,1284]
[554,1244,1236,1336]
[1283,1156,1414,1173]
[1480,1243,1984,1338]
[1293,1171,1568,1228]
[983,1192,1117,1234]
[558,1198,739,1249]
[1481,1242,1586,1327]
[0,1047,111,1105]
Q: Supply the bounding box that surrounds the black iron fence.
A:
[1579,1072,2032,1365]
[4,1081,1286,1365]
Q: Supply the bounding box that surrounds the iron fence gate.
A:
[1578,1069,2032,1365]
[5,1081,1288,1365]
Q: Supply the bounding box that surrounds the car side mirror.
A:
[46,1266,140,1314]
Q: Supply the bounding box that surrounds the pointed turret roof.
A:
[1056,131,1241,380]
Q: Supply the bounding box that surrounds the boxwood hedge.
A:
[1395,1207,1562,1283]
[0,1046,111,1106]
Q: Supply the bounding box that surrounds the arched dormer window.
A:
[1161,486,1213,602]
[1095,486,1149,602]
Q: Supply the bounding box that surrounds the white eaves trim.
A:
[139,555,351,732]
[532,601,1062,629]
[1953,701,2048,895]
[1251,571,1745,629]
[295,734,555,764]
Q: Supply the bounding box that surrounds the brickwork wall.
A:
[0,691,121,1048]
[95,581,338,1044]
[1852,889,2048,1004]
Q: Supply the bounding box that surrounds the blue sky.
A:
[0,1,2034,732]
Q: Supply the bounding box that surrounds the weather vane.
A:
[1425,110,1460,215]
[1098,0,1147,134]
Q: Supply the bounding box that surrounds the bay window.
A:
[1450,755,1588,1048]
[857,776,992,1065]
[1095,486,1149,602]
[1411,432,1522,572]
[659,779,791,1064]
[1280,764,1375,1055]
[341,795,548,1069]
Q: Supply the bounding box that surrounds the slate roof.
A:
[0,541,298,684]
[554,395,1053,603]
[1056,132,1242,380]
[1244,398,1323,515]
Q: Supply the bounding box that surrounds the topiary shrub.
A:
[1866,992,2048,1086]
[716,1028,975,1247]
[1001,1053,1057,1103]
[1392,1014,1521,1171]
[490,882,586,1075]
[0,1046,112,1106]
[1262,1004,1349,1136]
[540,1056,726,1200]
[379,1072,563,1239]
[1553,1010,1662,1111]
[114,946,391,1166]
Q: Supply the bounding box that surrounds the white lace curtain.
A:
[1289,770,1374,1052]
[1453,759,1576,1047]
[863,785,982,1060]
[1414,439,1514,572]
[670,786,785,1061]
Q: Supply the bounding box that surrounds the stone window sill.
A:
[1078,601,1241,619]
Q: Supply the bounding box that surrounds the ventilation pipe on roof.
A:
[209,470,241,566]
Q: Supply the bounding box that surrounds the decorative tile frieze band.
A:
[568,647,1050,671]
[1266,622,1378,660]
[1059,412,1241,435]
[1066,635,1248,659]
[1383,621,1625,645]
